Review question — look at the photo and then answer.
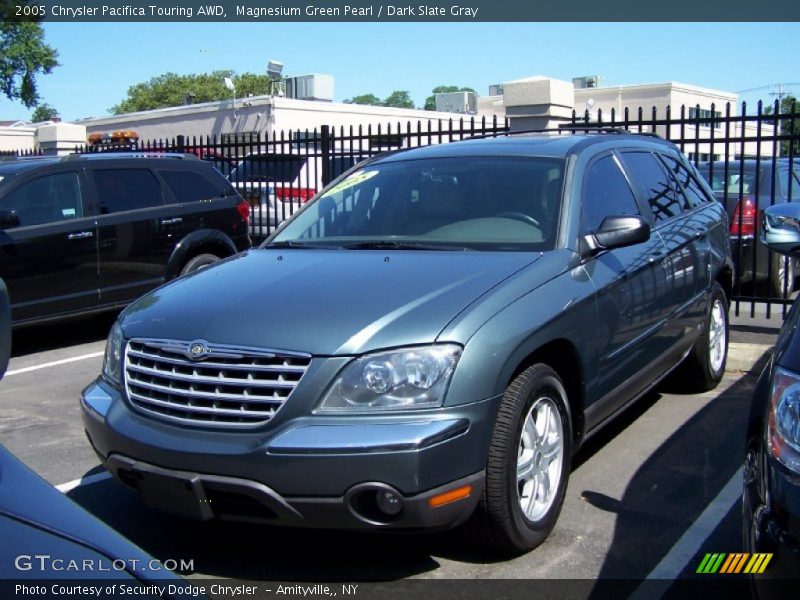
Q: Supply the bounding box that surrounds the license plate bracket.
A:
[132,464,214,521]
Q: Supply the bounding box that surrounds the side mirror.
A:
[583,215,651,257]
[0,210,20,230]
[762,203,800,256]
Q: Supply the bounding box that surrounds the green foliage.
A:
[383,90,414,109]
[343,93,383,106]
[111,70,276,114]
[764,96,800,156]
[0,20,59,108]
[344,90,415,109]
[424,85,476,111]
[31,102,57,122]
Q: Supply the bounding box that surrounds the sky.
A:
[2,22,798,122]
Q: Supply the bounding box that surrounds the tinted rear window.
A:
[160,170,222,204]
[93,169,163,213]
[231,155,305,183]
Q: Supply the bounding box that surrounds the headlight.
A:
[768,367,800,473]
[102,322,125,385]
[316,345,462,413]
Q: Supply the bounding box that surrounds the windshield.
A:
[270,156,564,252]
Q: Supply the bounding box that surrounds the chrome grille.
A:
[124,339,311,428]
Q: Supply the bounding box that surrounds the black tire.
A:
[681,281,728,392]
[770,253,795,299]
[180,253,221,276]
[466,364,572,554]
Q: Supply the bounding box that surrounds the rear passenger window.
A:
[2,172,83,227]
[582,155,640,232]
[93,169,163,214]
[159,170,221,204]
[659,154,712,209]
[621,152,683,223]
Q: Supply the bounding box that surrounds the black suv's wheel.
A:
[180,253,221,276]
[681,281,728,391]
[467,364,571,554]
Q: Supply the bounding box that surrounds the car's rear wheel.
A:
[467,364,571,554]
[680,281,728,391]
[180,253,221,276]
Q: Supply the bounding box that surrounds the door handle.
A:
[161,217,183,226]
[67,231,93,240]
[693,227,708,240]
[648,250,664,264]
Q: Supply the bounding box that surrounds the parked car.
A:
[230,152,368,237]
[743,202,800,588]
[81,132,732,554]
[0,153,251,326]
[0,277,9,377]
[697,159,800,297]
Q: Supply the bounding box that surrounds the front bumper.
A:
[81,379,499,530]
[743,450,800,583]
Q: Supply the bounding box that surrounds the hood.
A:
[121,249,540,355]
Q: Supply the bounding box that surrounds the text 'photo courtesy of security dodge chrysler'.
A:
[81,132,733,553]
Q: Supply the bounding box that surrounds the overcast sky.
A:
[2,22,796,121]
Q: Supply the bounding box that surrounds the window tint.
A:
[159,170,221,204]
[93,169,163,214]
[2,172,83,227]
[660,154,711,209]
[621,152,682,223]
[231,154,306,183]
[581,155,640,232]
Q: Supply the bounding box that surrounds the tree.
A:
[344,93,383,106]
[111,70,276,114]
[31,102,57,122]
[0,20,59,109]
[764,95,800,156]
[383,90,414,109]
[424,85,476,111]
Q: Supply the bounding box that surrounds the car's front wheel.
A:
[467,364,572,554]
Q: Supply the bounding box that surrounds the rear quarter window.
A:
[159,170,224,204]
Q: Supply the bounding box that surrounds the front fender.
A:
[165,229,238,280]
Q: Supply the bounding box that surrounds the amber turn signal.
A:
[428,484,472,508]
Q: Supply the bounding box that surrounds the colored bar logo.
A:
[696,553,773,574]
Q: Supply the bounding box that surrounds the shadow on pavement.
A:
[11,312,118,358]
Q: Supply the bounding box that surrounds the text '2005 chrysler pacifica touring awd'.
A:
[81,132,732,553]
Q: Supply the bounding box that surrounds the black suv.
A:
[0,153,251,325]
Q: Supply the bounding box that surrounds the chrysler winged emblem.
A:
[187,340,209,361]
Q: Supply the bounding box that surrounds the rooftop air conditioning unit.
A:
[435,91,478,115]
[488,84,504,96]
[573,75,605,89]
[285,75,335,102]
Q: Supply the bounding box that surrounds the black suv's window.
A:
[159,170,221,204]
[2,172,83,227]
[621,151,683,223]
[581,155,639,232]
[231,154,306,183]
[93,169,163,214]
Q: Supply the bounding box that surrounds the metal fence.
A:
[568,100,800,316]
[9,102,800,313]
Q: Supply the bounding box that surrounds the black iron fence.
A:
[8,103,800,313]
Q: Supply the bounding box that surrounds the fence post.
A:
[176,135,185,153]
[320,124,331,186]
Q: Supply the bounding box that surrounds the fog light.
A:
[375,490,403,516]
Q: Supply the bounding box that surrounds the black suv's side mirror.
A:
[0,210,20,230]
[582,215,651,257]
[762,203,800,256]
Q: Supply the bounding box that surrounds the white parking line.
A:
[629,468,742,597]
[4,351,104,377]
[56,471,112,493]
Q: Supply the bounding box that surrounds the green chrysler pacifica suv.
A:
[81,132,732,553]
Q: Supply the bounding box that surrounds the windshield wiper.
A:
[264,240,322,249]
[342,241,469,251]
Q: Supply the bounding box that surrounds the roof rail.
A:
[464,125,663,142]
[62,152,198,161]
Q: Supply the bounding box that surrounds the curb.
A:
[727,342,772,374]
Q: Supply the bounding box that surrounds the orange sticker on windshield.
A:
[322,169,379,197]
